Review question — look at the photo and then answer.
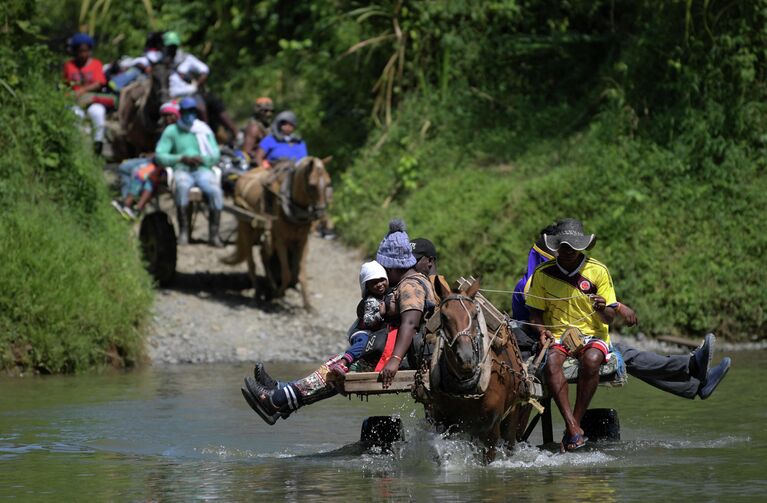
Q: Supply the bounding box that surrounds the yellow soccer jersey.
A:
[525,256,617,342]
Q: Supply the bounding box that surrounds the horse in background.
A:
[221,157,331,310]
[109,61,169,160]
[416,279,530,462]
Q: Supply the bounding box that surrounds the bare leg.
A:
[573,347,604,423]
[545,351,582,439]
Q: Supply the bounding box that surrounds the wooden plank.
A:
[457,276,507,331]
[341,370,419,394]
[657,335,701,350]
[222,203,274,224]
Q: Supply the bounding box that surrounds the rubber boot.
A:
[208,209,224,248]
[177,206,190,245]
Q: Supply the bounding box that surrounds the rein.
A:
[438,294,478,346]
[269,160,327,225]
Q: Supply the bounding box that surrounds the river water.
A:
[1,352,764,501]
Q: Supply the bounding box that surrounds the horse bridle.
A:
[279,160,328,224]
[438,294,480,346]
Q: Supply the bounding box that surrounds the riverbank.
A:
[147,217,764,366]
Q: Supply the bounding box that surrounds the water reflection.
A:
[0,354,765,500]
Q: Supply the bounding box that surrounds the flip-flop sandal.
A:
[561,432,588,452]
[241,386,279,426]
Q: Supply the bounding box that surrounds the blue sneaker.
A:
[698,357,731,400]
[690,333,715,381]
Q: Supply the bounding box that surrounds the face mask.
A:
[178,111,196,130]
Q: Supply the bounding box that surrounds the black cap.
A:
[410,238,438,260]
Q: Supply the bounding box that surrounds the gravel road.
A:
[146,208,364,365]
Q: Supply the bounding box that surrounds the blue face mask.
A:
[178,110,196,130]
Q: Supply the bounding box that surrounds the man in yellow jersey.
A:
[526,218,616,452]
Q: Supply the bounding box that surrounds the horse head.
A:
[439,278,483,379]
[293,156,332,221]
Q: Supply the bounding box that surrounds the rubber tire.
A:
[360,416,403,451]
[139,211,177,287]
[581,408,620,441]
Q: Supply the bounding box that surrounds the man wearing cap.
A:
[517,221,731,401]
[155,97,223,247]
[525,219,618,451]
[241,97,274,161]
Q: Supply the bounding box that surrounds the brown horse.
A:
[221,157,331,310]
[110,62,169,160]
[417,279,530,462]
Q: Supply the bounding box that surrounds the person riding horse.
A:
[255,111,307,169]
[154,97,223,247]
[241,97,274,162]
[63,33,116,155]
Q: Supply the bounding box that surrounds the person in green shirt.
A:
[155,97,222,246]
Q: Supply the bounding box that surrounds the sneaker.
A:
[242,377,280,425]
[110,199,125,216]
[698,357,731,400]
[253,362,279,389]
[690,333,715,381]
[122,206,138,221]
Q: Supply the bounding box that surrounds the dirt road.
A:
[146,210,364,364]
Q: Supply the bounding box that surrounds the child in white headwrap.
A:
[340,260,391,366]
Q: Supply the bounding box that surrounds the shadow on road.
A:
[161,270,302,315]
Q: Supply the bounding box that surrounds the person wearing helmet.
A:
[63,32,116,155]
[163,31,209,115]
[241,97,274,162]
[255,110,308,168]
[155,97,223,247]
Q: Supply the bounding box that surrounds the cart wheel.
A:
[360,416,403,452]
[582,408,620,441]
[139,211,177,287]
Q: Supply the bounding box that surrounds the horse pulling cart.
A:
[335,277,622,455]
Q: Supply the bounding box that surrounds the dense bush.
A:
[8,0,767,341]
[0,2,153,373]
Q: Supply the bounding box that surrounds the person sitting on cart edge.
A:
[526,219,617,452]
[514,221,731,401]
[242,219,435,425]
[154,97,223,247]
[255,110,308,169]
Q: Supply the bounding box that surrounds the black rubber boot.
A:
[254,362,279,389]
[177,206,190,245]
[208,209,223,247]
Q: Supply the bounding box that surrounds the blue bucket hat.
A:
[376,219,416,269]
[179,97,197,110]
[70,33,94,49]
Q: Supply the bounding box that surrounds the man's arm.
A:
[380,309,421,388]
[154,128,181,167]
[591,295,616,324]
[529,307,553,347]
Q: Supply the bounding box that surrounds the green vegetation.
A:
[5,0,766,346]
[0,1,153,373]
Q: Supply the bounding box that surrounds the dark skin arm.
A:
[529,308,553,347]
[74,80,103,96]
[590,294,616,324]
[380,309,421,388]
[255,147,267,167]
[615,302,638,326]
[242,123,263,159]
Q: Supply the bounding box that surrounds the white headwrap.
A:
[359,260,387,297]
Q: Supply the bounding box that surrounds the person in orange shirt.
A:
[63,33,116,155]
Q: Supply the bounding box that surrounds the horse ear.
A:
[464,278,481,299]
[321,156,333,166]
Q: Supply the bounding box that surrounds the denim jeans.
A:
[118,158,152,198]
[173,168,223,210]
